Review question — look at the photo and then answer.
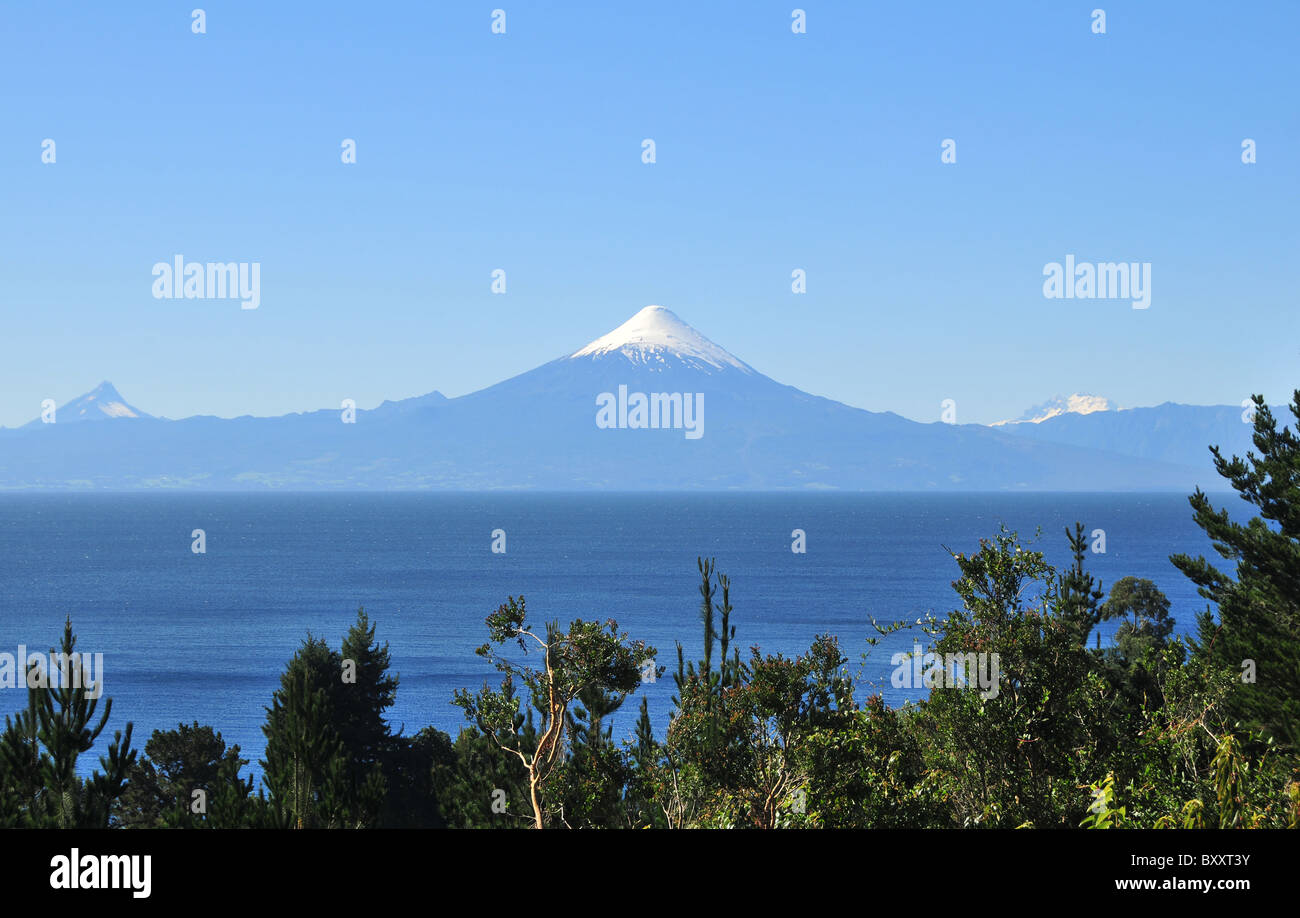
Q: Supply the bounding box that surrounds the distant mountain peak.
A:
[0,339,1242,491]
[992,393,1116,426]
[569,305,753,373]
[372,390,448,416]
[27,380,152,426]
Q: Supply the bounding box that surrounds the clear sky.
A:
[2,1,1296,428]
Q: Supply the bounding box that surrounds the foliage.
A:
[260,614,390,828]
[117,722,256,828]
[0,619,135,828]
[452,596,655,828]
[12,401,1300,830]
[1171,391,1300,750]
[1101,576,1176,664]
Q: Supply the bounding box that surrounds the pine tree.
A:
[567,683,624,748]
[261,635,350,828]
[261,615,403,828]
[338,607,398,768]
[672,557,741,716]
[117,722,255,828]
[1058,522,1105,647]
[0,618,135,828]
[337,607,397,822]
[1171,391,1300,749]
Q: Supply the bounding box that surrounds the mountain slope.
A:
[20,380,152,427]
[993,402,1258,471]
[0,308,1228,491]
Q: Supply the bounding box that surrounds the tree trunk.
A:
[529,771,544,829]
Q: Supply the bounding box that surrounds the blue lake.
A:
[0,492,1231,780]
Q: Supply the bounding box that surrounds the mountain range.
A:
[0,306,1259,491]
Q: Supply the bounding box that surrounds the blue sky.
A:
[2,1,1296,428]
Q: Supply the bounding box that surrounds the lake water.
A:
[0,492,1230,780]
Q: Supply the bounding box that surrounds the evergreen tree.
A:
[261,635,362,827]
[623,697,667,828]
[117,722,255,828]
[1171,391,1300,749]
[337,607,397,822]
[382,726,447,828]
[0,618,135,828]
[567,682,623,748]
[555,683,634,828]
[338,607,398,770]
[1059,522,1105,646]
[431,701,537,829]
[1100,577,1175,663]
[261,615,403,828]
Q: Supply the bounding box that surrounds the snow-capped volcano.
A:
[23,380,152,426]
[569,305,754,374]
[1,315,1235,491]
[991,393,1116,426]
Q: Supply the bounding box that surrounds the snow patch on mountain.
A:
[991,394,1116,426]
[17,381,153,427]
[62,381,151,421]
[569,305,754,374]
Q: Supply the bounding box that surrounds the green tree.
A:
[382,725,447,828]
[622,698,670,828]
[260,611,405,828]
[1059,522,1105,646]
[337,607,398,822]
[430,714,537,829]
[662,560,866,828]
[1101,576,1175,663]
[1171,391,1300,749]
[0,618,135,828]
[261,634,384,828]
[338,608,398,769]
[452,596,654,829]
[554,682,635,828]
[795,694,943,828]
[915,527,1108,827]
[117,722,256,828]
